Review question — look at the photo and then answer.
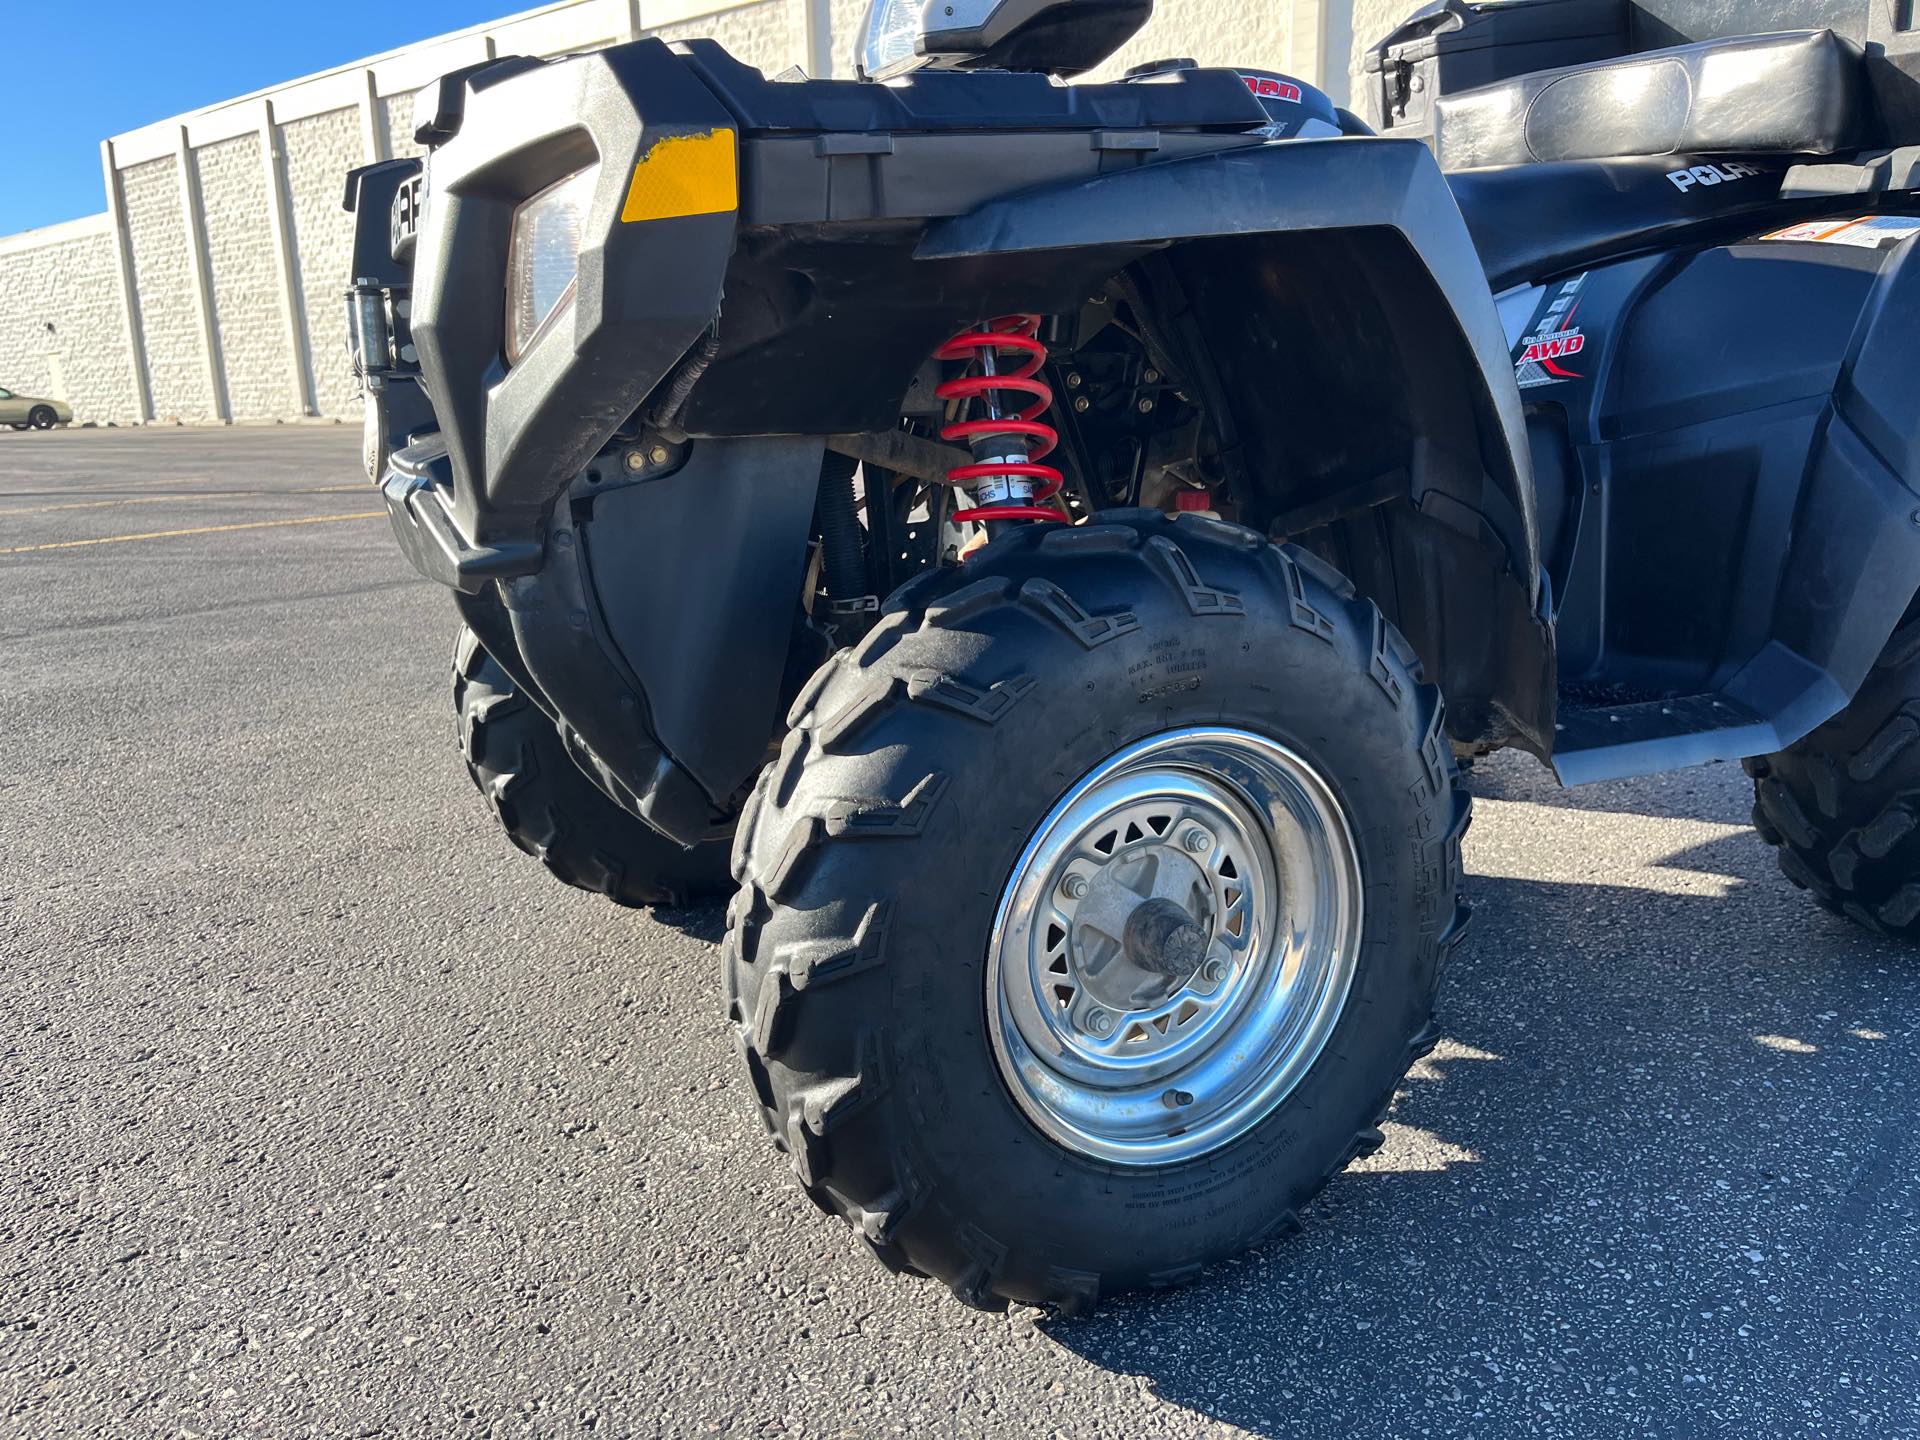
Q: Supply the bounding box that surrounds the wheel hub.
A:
[986,728,1363,1167]
[1065,841,1217,1015]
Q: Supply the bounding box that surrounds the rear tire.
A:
[723,512,1471,1312]
[1749,604,1920,937]
[452,627,733,908]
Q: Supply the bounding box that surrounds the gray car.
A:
[0,386,72,430]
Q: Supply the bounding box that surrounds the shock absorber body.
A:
[934,315,1065,525]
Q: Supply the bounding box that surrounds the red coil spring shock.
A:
[933,314,1066,524]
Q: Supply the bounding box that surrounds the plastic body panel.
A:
[922,138,1538,584]
[505,437,826,837]
[1517,225,1920,781]
[1448,154,1804,289]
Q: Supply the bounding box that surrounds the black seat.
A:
[1434,29,1864,171]
[1448,154,1795,291]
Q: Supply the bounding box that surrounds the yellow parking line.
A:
[0,510,386,555]
[0,485,365,517]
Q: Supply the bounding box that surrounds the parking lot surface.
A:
[3,426,1916,1438]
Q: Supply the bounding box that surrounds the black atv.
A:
[344,0,1920,1313]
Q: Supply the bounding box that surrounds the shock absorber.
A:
[933,314,1066,525]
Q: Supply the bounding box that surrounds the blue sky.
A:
[0,2,515,235]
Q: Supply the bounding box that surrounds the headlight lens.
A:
[505,167,595,364]
[860,0,931,80]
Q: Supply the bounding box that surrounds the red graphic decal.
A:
[1521,331,1586,376]
[1242,75,1302,103]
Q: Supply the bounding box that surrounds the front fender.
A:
[922,138,1554,754]
[919,137,1536,598]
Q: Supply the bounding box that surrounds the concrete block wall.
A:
[198,133,285,422]
[1094,0,1297,81]
[119,156,207,423]
[0,0,1410,428]
[0,217,137,423]
[282,106,371,421]
[652,0,798,59]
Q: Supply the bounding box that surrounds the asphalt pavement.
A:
[2,426,1915,1438]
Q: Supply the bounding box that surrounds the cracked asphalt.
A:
[3,427,1916,1438]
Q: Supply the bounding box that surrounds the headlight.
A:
[505,167,595,364]
[860,0,931,81]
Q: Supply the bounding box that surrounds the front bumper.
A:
[379,436,540,593]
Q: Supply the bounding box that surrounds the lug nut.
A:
[1084,1008,1114,1037]
[1060,873,1089,901]
[1161,1088,1194,1109]
[1181,826,1212,855]
[1202,959,1227,983]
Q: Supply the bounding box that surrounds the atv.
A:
[343,0,1920,1313]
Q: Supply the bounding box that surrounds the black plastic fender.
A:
[1770,233,1920,735]
[501,435,825,845]
[919,137,1555,753]
[919,137,1534,578]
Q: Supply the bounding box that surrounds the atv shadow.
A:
[1038,865,1920,1437]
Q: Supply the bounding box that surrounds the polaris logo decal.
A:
[1667,161,1763,193]
[1514,272,1589,389]
[1241,75,1302,103]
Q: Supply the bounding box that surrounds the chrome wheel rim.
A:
[986,727,1363,1166]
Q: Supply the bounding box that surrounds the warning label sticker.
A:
[1760,215,1920,250]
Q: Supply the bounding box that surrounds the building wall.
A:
[0,217,138,423]
[0,0,1414,428]
[1094,0,1295,79]
[198,133,288,421]
[651,0,798,58]
[281,106,371,420]
[120,155,210,423]
[382,94,426,163]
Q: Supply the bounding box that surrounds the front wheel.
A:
[453,627,733,908]
[724,512,1470,1312]
[27,406,56,430]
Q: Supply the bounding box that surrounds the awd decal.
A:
[1514,272,1588,389]
[1667,161,1763,193]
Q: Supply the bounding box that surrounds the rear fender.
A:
[1768,233,1920,739]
